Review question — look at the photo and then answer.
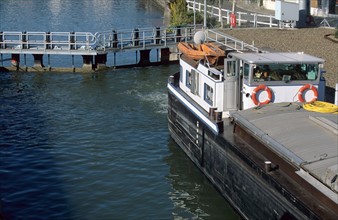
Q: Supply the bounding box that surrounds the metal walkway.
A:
[0,25,259,71]
[0,26,201,56]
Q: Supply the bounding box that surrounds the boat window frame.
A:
[225,59,237,77]
[247,63,321,86]
[186,69,192,88]
[204,83,213,106]
[190,69,199,95]
[242,63,250,84]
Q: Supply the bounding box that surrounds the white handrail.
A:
[186,0,278,28]
[206,29,259,52]
[0,25,202,53]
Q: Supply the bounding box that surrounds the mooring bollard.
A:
[169,75,175,84]
[215,110,223,122]
[209,107,217,119]
[265,161,272,172]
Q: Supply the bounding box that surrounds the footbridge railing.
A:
[0,25,203,55]
[95,25,202,51]
[0,32,96,53]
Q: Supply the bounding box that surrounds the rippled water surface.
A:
[0,0,240,219]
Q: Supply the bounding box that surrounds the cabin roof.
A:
[231,103,338,198]
[229,52,325,64]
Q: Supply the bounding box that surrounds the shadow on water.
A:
[0,72,72,219]
[0,66,242,219]
[165,138,242,220]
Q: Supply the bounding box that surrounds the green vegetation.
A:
[169,0,188,26]
[168,0,225,28]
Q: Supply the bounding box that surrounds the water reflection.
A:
[0,0,164,32]
[0,72,72,219]
[165,139,241,219]
[0,0,241,217]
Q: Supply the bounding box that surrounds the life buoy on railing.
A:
[297,84,318,103]
[251,84,272,105]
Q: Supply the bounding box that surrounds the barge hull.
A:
[168,90,326,220]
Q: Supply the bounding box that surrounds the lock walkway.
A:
[0,25,200,71]
[0,25,260,71]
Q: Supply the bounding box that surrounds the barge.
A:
[167,34,338,219]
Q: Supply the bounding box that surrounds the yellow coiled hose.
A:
[303,101,338,114]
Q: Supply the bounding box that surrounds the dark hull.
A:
[167,89,329,219]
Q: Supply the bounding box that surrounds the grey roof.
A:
[230,52,325,64]
[231,103,338,197]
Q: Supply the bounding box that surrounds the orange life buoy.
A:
[251,84,272,105]
[298,84,318,102]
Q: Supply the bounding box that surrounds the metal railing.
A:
[95,25,201,51]
[0,25,203,54]
[186,0,278,28]
[0,31,96,52]
[206,29,259,52]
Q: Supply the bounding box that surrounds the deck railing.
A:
[206,29,259,52]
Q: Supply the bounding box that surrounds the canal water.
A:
[0,0,240,219]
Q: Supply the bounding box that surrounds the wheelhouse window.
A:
[186,70,192,88]
[204,84,213,106]
[226,60,236,77]
[190,69,199,95]
[243,63,250,80]
[252,63,319,82]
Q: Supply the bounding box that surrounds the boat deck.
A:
[231,103,338,203]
